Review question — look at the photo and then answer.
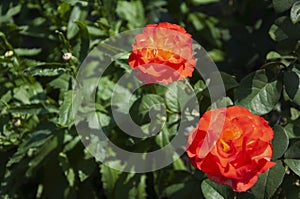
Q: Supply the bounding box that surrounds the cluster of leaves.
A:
[0,0,300,198]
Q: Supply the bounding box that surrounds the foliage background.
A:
[0,0,300,198]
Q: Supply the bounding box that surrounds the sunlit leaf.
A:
[100,164,121,199]
[58,91,73,127]
[291,1,300,24]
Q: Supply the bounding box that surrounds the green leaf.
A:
[113,173,147,199]
[97,77,115,101]
[61,0,88,6]
[188,13,205,31]
[273,0,298,13]
[130,94,165,124]
[290,107,300,120]
[269,16,300,42]
[208,49,225,62]
[76,150,96,182]
[14,48,42,56]
[235,69,282,115]
[155,125,170,148]
[63,135,81,153]
[0,5,21,24]
[291,1,300,24]
[284,159,300,177]
[190,0,220,6]
[58,91,73,127]
[24,63,68,77]
[167,113,180,137]
[74,21,90,63]
[194,80,207,94]
[8,104,57,115]
[284,64,300,105]
[251,160,285,199]
[58,2,71,17]
[58,152,75,187]
[55,30,72,51]
[100,164,121,199]
[272,125,289,159]
[220,72,239,91]
[116,0,146,29]
[13,82,46,104]
[6,129,53,167]
[266,51,282,60]
[165,83,180,113]
[157,170,194,195]
[206,71,239,94]
[210,97,233,109]
[173,158,187,171]
[164,179,202,199]
[0,126,62,195]
[284,141,300,176]
[201,179,234,199]
[67,6,81,39]
[26,132,62,177]
[284,120,300,138]
[49,74,72,91]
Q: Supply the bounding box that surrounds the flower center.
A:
[219,126,243,153]
[220,139,231,152]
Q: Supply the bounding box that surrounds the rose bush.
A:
[1,0,300,198]
[128,22,196,84]
[187,106,276,192]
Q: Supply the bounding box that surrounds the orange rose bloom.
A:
[187,106,275,192]
[128,22,196,84]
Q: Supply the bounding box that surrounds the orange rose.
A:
[128,22,196,84]
[187,106,275,192]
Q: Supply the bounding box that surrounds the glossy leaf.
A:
[291,1,300,24]
[130,94,165,124]
[165,82,183,113]
[269,16,300,42]
[201,179,234,199]
[284,141,300,177]
[273,0,298,13]
[235,69,282,115]
[272,125,289,159]
[284,120,300,138]
[251,160,285,199]
[284,64,300,105]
